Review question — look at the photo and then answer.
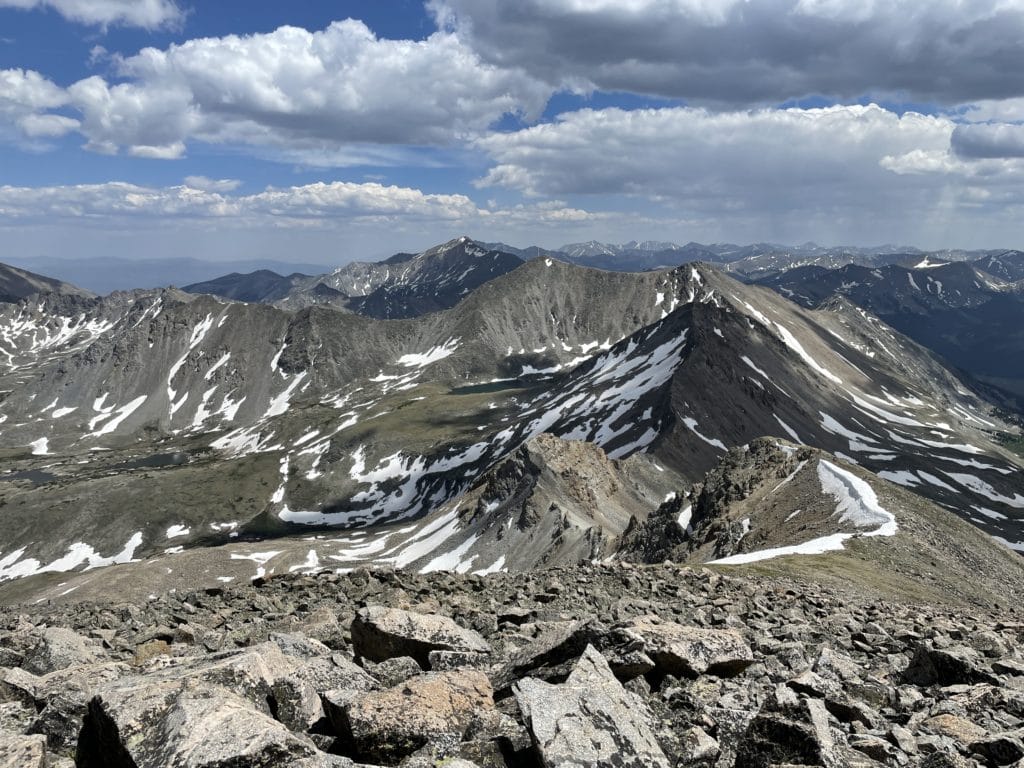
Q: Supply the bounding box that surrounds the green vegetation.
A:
[996,432,1024,459]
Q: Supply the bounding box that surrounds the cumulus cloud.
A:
[0,68,78,142]
[18,20,551,159]
[431,0,1024,106]
[477,104,953,197]
[475,103,1024,244]
[0,0,182,29]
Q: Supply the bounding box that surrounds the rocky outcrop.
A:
[351,606,490,667]
[515,645,670,767]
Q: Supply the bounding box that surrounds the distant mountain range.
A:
[755,254,1024,408]
[0,261,94,303]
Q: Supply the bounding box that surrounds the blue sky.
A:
[3,0,1024,280]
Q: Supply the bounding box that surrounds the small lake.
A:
[450,379,526,396]
[0,469,57,485]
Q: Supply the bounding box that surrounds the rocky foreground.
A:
[2,563,1024,767]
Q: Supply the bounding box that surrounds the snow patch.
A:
[397,338,459,368]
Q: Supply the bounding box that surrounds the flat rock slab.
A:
[351,606,490,667]
[333,669,494,764]
[76,677,319,768]
[624,616,754,677]
[514,645,670,768]
[23,627,103,676]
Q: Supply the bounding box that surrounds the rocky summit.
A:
[3,562,1024,767]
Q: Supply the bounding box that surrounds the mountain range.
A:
[0,236,1022,606]
[755,255,1024,409]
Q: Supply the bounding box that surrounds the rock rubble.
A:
[1,562,1023,767]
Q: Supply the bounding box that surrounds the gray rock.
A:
[890,724,919,754]
[624,616,754,677]
[270,632,333,660]
[993,658,1024,677]
[332,669,494,764]
[351,606,490,667]
[0,667,40,708]
[904,643,997,686]
[427,650,491,671]
[0,733,46,768]
[76,678,319,767]
[135,642,299,714]
[968,730,1024,765]
[514,645,671,768]
[22,627,103,676]
[298,655,378,696]
[0,701,35,737]
[489,619,606,692]
[29,691,88,752]
[680,725,719,764]
[362,655,422,687]
[735,697,849,768]
[272,673,325,732]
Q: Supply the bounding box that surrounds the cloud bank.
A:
[0,0,182,29]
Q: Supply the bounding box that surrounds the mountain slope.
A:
[183,270,311,303]
[757,261,1024,408]
[621,438,1024,607]
[0,262,93,304]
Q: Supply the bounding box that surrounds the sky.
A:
[3,0,1024,276]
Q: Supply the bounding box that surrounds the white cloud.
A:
[0,68,78,142]
[476,103,1024,245]
[0,180,464,221]
[478,104,953,196]
[0,0,182,29]
[0,179,600,228]
[21,20,551,160]
[431,0,1024,106]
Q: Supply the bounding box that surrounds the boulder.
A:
[514,645,671,768]
[136,642,299,714]
[680,725,719,765]
[925,713,988,743]
[76,678,320,768]
[22,627,103,675]
[272,674,325,733]
[0,667,40,708]
[298,655,378,696]
[351,607,490,668]
[968,731,1024,765]
[623,616,754,677]
[904,643,997,686]
[489,619,606,692]
[21,661,129,752]
[329,669,494,764]
[734,697,852,768]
